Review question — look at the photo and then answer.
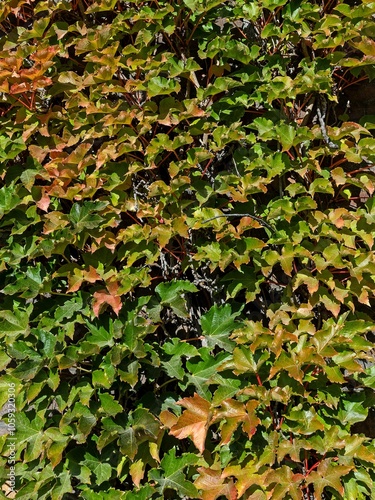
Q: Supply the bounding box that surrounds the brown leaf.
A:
[194,467,237,500]
[170,393,211,454]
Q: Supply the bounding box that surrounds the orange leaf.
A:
[213,399,260,445]
[159,410,178,429]
[223,462,266,498]
[92,289,122,317]
[30,46,60,63]
[37,191,51,212]
[85,266,101,283]
[194,467,237,500]
[243,400,261,438]
[67,266,101,293]
[170,393,211,454]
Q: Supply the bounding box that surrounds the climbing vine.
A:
[0,0,375,498]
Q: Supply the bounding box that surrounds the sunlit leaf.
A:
[170,393,212,453]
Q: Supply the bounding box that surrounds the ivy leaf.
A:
[275,123,296,151]
[221,267,265,302]
[266,465,305,500]
[11,357,43,380]
[309,178,335,196]
[156,280,198,318]
[85,322,115,348]
[292,270,320,294]
[0,183,21,218]
[306,459,353,499]
[82,452,112,485]
[131,408,160,442]
[92,288,122,317]
[286,406,325,434]
[186,350,232,397]
[338,394,369,425]
[170,393,212,453]
[148,448,199,498]
[3,263,47,299]
[147,76,181,97]
[286,438,320,466]
[162,339,199,380]
[52,471,74,499]
[211,374,242,406]
[268,351,304,383]
[69,201,107,232]
[99,393,123,417]
[130,459,145,488]
[200,304,241,352]
[161,354,185,380]
[16,413,45,461]
[194,467,237,500]
[119,428,138,460]
[0,309,29,339]
[213,399,260,445]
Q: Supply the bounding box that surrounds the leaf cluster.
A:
[0,0,375,498]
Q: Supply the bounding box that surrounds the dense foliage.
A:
[1,0,375,498]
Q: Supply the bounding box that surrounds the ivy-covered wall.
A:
[1,0,375,498]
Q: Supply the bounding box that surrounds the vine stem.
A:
[316,95,338,149]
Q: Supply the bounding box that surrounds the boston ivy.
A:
[0,0,375,498]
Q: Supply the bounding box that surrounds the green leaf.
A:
[338,395,369,425]
[186,350,231,397]
[119,428,138,460]
[0,309,30,339]
[85,322,115,348]
[99,393,123,417]
[200,304,241,352]
[309,178,335,196]
[275,123,296,151]
[285,405,325,434]
[52,471,74,500]
[82,452,112,485]
[211,373,242,406]
[2,263,47,299]
[156,280,198,318]
[16,413,44,461]
[0,183,21,216]
[221,267,265,302]
[147,77,181,97]
[69,201,107,231]
[148,448,199,498]
[162,339,199,380]
[131,408,160,441]
[162,355,186,380]
[11,358,42,380]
